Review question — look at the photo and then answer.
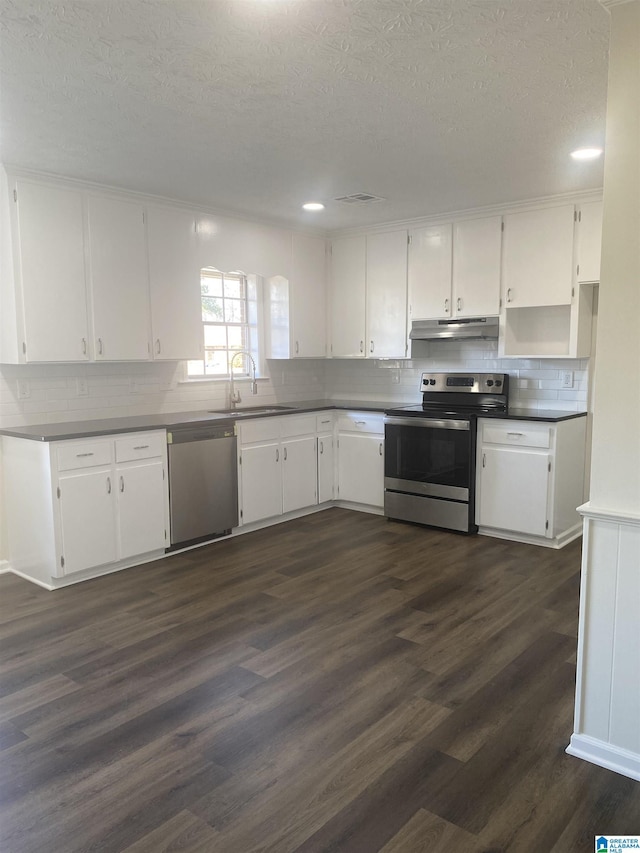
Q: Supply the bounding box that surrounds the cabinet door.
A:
[330,235,366,357]
[366,230,408,358]
[14,181,89,362]
[291,233,326,358]
[453,216,502,317]
[88,195,150,360]
[338,433,384,507]
[577,201,603,284]
[503,205,575,307]
[408,224,453,321]
[57,469,117,574]
[478,447,550,536]
[147,205,203,360]
[116,460,167,559]
[317,434,335,503]
[240,442,282,524]
[282,436,318,513]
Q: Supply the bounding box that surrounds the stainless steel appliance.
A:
[384,372,509,533]
[167,422,238,548]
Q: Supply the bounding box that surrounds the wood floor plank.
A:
[0,508,637,853]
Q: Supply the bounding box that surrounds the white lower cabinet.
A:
[476,417,586,547]
[240,441,282,525]
[2,431,169,587]
[337,413,385,508]
[282,436,317,514]
[317,413,336,504]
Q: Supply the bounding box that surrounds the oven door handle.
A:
[384,416,470,431]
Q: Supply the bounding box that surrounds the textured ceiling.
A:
[0,0,610,229]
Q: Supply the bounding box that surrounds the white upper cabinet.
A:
[366,230,408,358]
[408,224,453,321]
[502,205,575,307]
[290,233,326,357]
[87,195,151,361]
[576,201,604,284]
[12,180,89,362]
[146,204,203,361]
[330,235,366,357]
[452,216,502,317]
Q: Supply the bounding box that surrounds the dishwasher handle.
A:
[168,425,236,444]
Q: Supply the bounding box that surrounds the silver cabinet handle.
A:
[320,419,331,425]
[482,453,486,468]
[276,448,279,462]
[155,339,161,355]
[107,476,111,494]
[507,288,512,303]
[81,337,87,355]
[284,446,287,461]
[295,341,299,355]
[370,340,374,354]
[444,298,449,313]
[379,442,383,456]
[134,445,149,450]
[507,432,524,437]
[355,420,366,425]
[320,440,324,455]
[76,452,94,458]
[457,297,462,312]
[359,340,364,353]
[97,337,103,355]
[120,476,125,493]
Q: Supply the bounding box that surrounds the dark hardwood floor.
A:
[1,508,638,852]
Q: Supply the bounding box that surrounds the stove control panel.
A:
[420,373,508,394]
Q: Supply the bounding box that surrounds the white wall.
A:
[568,0,640,782]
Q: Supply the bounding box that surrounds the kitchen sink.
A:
[208,405,295,417]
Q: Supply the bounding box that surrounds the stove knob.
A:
[429,379,436,386]
[495,379,502,387]
[486,380,494,387]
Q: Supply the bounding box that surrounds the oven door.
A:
[384,416,474,501]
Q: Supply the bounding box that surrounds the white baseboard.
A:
[478,521,582,549]
[0,559,10,575]
[567,734,640,782]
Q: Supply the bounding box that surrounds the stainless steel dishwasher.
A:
[167,423,238,549]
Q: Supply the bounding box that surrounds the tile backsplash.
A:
[0,340,588,429]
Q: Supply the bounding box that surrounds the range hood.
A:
[410,316,499,342]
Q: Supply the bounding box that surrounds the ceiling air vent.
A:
[333,193,386,204]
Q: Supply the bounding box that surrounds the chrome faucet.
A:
[229,350,258,408]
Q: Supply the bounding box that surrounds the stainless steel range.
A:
[384,372,509,533]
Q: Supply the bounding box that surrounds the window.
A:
[187,269,259,378]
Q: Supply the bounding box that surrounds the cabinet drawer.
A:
[481,421,551,449]
[57,439,113,471]
[280,414,316,438]
[115,431,165,462]
[316,412,334,432]
[337,412,385,434]
[239,417,281,444]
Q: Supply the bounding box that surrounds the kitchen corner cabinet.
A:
[7,178,90,363]
[576,201,603,284]
[366,230,408,358]
[502,205,575,307]
[476,417,586,548]
[329,235,367,357]
[146,205,203,361]
[238,415,318,525]
[87,195,151,361]
[336,412,385,509]
[2,431,169,587]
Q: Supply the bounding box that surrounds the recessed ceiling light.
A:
[302,202,324,211]
[570,148,603,161]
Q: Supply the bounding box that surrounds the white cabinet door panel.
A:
[88,195,150,360]
[453,216,502,317]
[338,433,384,507]
[366,230,408,358]
[318,434,335,503]
[291,233,326,358]
[240,443,282,524]
[117,460,167,559]
[147,205,203,360]
[408,224,453,321]
[282,436,317,513]
[479,447,549,536]
[577,201,603,284]
[330,235,366,357]
[58,470,117,574]
[15,181,89,362]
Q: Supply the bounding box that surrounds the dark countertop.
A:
[0,400,587,442]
